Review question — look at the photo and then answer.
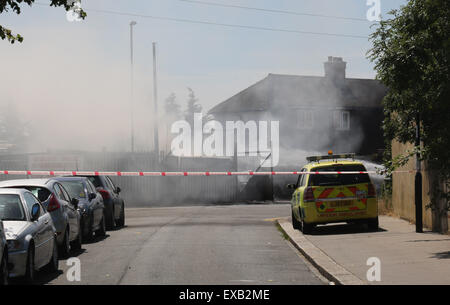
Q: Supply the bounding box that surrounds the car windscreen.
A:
[60,181,86,199]
[0,194,26,221]
[308,164,371,187]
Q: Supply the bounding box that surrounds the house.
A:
[208,57,388,160]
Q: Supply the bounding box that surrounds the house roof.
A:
[209,73,387,114]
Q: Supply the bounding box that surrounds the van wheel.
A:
[291,210,300,230]
[24,246,35,283]
[0,249,8,285]
[301,220,314,234]
[367,217,379,232]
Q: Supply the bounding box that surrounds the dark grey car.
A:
[79,176,125,230]
[50,177,106,240]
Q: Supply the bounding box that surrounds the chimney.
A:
[324,56,346,85]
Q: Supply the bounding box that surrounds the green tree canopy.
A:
[0,0,86,43]
[184,87,202,124]
[368,0,449,210]
[164,92,181,121]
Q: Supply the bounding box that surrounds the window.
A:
[333,110,350,130]
[0,194,26,221]
[308,164,370,187]
[54,183,69,202]
[297,110,314,129]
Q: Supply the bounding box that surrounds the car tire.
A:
[367,217,379,232]
[59,228,70,258]
[45,238,59,273]
[85,217,94,241]
[71,229,82,251]
[95,215,106,237]
[24,246,35,283]
[0,249,8,285]
[106,206,116,230]
[291,210,300,230]
[117,203,125,227]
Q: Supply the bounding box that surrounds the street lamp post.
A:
[130,21,137,153]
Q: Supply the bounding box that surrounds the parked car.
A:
[50,177,106,240]
[0,188,58,282]
[0,179,82,256]
[79,176,125,229]
[0,220,8,285]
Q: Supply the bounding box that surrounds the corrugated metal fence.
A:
[0,152,239,206]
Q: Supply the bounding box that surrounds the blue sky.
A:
[0,0,407,151]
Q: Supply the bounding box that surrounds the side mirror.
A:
[286,184,296,190]
[116,187,121,194]
[31,203,40,221]
[71,198,79,209]
[88,193,96,201]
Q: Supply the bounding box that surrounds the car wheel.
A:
[367,217,379,232]
[291,210,300,230]
[95,215,106,237]
[84,217,94,241]
[24,246,35,283]
[71,229,82,251]
[45,238,59,273]
[59,228,70,258]
[106,206,116,230]
[117,203,125,227]
[0,249,8,285]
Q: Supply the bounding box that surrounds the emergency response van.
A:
[288,153,378,234]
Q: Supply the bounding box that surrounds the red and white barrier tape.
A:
[0,170,413,177]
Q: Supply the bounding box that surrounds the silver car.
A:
[0,179,81,257]
[0,220,8,285]
[0,189,58,282]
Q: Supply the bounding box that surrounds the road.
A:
[32,204,324,285]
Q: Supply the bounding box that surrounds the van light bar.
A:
[306,153,355,162]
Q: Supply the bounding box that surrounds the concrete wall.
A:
[391,141,449,232]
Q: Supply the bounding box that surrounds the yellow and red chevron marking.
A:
[312,184,369,213]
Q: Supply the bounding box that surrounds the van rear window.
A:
[308,164,370,186]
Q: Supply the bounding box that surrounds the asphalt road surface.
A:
[31,204,324,285]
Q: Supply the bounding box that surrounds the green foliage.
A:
[184,88,202,124]
[0,0,86,43]
[164,93,181,120]
[368,0,450,211]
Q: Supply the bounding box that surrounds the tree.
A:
[368,0,450,215]
[184,87,202,125]
[164,93,181,121]
[0,0,86,43]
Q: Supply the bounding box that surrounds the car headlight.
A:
[7,239,23,251]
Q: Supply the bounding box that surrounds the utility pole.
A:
[152,42,160,155]
[415,112,423,233]
[129,21,137,153]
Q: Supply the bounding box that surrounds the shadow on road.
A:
[307,223,387,236]
[431,251,450,259]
